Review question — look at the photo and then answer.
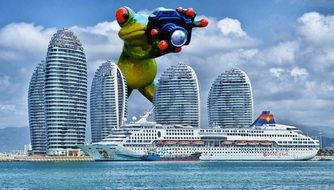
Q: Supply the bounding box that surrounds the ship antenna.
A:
[137,107,155,123]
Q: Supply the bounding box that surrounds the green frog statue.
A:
[115,6,208,102]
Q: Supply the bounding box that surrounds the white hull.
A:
[106,145,319,161]
[198,147,319,161]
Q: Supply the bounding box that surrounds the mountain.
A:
[0,127,30,153]
[0,126,92,152]
[278,119,333,136]
[278,120,334,148]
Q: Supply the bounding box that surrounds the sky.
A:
[0,0,334,133]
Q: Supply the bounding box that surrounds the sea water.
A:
[0,161,333,189]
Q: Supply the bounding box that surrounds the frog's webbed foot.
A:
[139,83,155,102]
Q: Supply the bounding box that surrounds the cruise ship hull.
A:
[198,148,319,161]
[81,144,318,161]
[154,146,318,161]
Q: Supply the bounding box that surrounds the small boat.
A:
[247,141,259,145]
[260,141,272,146]
[192,140,204,145]
[142,152,202,161]
[164,140,177,145]
[178,140,191,145]
[235,141,247,146]
[222,140,234,145]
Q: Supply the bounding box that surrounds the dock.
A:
[0,155,93,162]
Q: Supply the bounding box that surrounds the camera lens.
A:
[170,29,188,47]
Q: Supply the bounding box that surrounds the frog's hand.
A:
[193,18,209,28]
[175,7,208,28]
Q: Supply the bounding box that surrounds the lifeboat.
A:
[260,141,272,146]
[164,140,177,145]
[247,141,259,145]
[192,140,204,145]
[235,140,247,146]
[178,140,190,145]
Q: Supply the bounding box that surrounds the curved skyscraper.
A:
[90,61,127,143]
[153,63,200,127]
[28,61,46,155]
[45,29,87,156]
[208,68,253,128]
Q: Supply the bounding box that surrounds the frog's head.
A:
[116,7,151,59]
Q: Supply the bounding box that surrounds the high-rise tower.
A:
[153,63,200,127]
[208,68,253,128]
[45,29,87,156]
[28,61,46,155]
[90,61,127,142]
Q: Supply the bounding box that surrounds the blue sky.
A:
[1,0,333,44]
[0,0,334,132]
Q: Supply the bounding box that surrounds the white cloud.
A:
[0,23,55,54]
[217,18,247,37]
[0,104,16,112]
[184,17,258,55]
[270,68,285,77]
[290,67,309,81]
[0,75,10,90]
[70,21,123,61]
[258,41,299,65]
[290,67,308,77]
[298,12,334,45]
[308,47,334,72]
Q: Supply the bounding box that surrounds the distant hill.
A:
[278,120,334,148]
[297,124,334,138]
[278,118,331,135]
[0,126,92,153]
[0,127,30,153]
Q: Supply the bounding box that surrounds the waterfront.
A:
[0,161,333,189]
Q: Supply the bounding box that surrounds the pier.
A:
[0,155,93,162]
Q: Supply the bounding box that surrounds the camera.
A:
[146,7,208,54]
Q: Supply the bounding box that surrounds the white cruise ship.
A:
[79,111,320,161]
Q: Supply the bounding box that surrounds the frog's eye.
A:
[116,7,129,25]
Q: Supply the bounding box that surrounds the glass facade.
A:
[153,63,200,127]
[90,61,127,143]
[208,68,253,128]
[45,29,87,156]
[28,61,46,155]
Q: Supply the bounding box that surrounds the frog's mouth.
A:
[122,30,145,41]
[120,24,148,47]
